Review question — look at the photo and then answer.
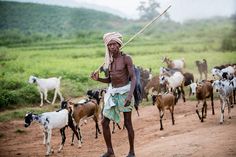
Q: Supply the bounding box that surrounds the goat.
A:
[152,93,177,130]
[24,109,80,156]
[28,75,64,106]
[230,77,236,104]
[195,59,208,80]
[212,80,234,124]
[138,66,152,101]
[190,80,214,122]
[159,72,185,102]
[144,75,165,96]
[162,56,185,71]
[67,89,102,146]
[211,66,235,80]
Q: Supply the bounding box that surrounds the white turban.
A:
[103,32,123,69]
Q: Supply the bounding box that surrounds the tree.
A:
[137,0,169,21]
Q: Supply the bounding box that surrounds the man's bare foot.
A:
[126,152,135,157]
[101,152,115,157]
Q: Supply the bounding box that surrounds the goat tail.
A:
[58,76,62,80]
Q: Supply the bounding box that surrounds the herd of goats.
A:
[24,56,236,156]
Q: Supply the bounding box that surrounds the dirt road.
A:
[0,100,236,157]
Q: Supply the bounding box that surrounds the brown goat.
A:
[68,90,102,147]
[152,93,177,130]
[194,80,214,122]
[195,59,208,80]
[144,75,167,97]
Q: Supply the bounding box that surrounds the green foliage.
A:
[221,37,235,51]
[0,1,125,45]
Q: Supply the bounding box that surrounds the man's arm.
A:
[125,55,136,104]
[91,72,111,83]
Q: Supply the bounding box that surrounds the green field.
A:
[0,42,235,122]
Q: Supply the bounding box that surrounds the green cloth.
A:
[103,92,134,123]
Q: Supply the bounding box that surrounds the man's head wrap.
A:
[103,32,123,69]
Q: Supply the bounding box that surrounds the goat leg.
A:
[95,122,101,138]
[170,108,175,125]
[58,127,66,153]
[226,99,231,119]
[196,103,202,121]
[203,101,207,118]
[211,94,215,115]
[52,90,58,104]
[40,92,44,107]
[159,110,164,130]
[201,106,204,122]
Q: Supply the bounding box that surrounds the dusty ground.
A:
[0,100,236,157]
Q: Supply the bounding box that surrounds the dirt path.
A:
[0,100,236,157]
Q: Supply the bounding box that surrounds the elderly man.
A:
[91,32,136,157]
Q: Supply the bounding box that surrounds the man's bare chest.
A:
[110,57,126,72]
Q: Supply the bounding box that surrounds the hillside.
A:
[0,1,126,35]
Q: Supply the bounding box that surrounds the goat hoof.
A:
[229,116,232,119]
[160,128,163,131]
[71,143,74,146]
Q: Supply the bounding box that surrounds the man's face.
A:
[107,40,120,56]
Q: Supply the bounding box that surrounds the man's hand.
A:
[90,71,99,81]
[124,100,131,107]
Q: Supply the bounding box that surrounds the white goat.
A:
[159,72,185,102]
[28,75,64,106]
[212,80,234,124]
[211,66,235,80]
[24,109,80,156]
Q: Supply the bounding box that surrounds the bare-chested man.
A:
[91,32,136,157]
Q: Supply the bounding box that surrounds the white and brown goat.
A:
[189,80,214,122]
[66,90,102,146]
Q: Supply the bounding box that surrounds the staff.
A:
[93,4,171,73]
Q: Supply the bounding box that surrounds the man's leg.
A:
[124,112,135,156]
[101,117,115,157]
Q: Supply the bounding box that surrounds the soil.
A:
[0,99,236,157]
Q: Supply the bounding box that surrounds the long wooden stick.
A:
[120,5,171,49]
[94,5,171,73]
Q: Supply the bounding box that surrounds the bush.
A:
[0,90,18,108]
[221,37,236,51]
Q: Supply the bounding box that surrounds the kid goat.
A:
[152,92,177,130]
[24,109,80,156]
[28,75,64,106]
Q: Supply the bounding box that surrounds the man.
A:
[91,32,136,157]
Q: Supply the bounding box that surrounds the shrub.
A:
[221,37,236,51]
